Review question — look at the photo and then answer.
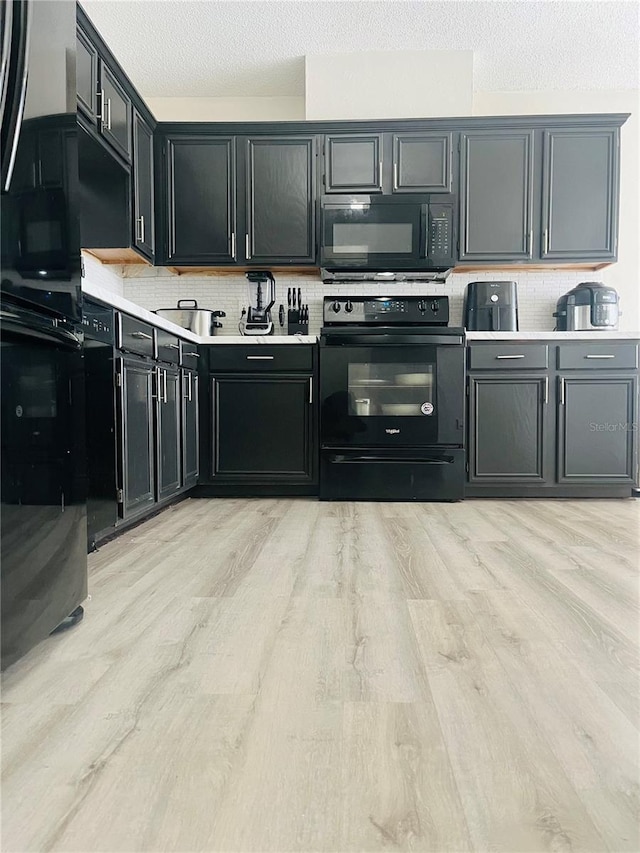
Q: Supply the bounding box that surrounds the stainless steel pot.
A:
[154,300,226,336]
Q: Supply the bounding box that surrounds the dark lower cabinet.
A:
[468,375,550,483]
[558,374,638,483]
[156,365,181,501]
[117,356,155,518]
[182,368,199,487]
[212,375,313,480]
[467,341,639,497]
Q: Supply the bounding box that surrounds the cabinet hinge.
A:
[115,372,122,387]
[116,488,123,503]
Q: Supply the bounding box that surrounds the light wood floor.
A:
[2,498,639,853]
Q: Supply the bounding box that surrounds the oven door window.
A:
[320,344,464,447]
[322,202,423,266]
[349,362,434,417]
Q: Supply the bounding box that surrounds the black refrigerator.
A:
[1,0,87,669]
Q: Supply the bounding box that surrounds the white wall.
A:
[145,97,305,122]
[305,51,473,120]
[473,89,640,329]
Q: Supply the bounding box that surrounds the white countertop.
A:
[82,282,316,345]
[466,331,640,341]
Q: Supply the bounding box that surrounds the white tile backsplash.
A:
[82,252,124,297]
[117,267,592,336]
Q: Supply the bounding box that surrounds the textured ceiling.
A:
[80,0,640,98]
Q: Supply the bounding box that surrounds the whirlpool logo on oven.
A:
[385,428,401,435]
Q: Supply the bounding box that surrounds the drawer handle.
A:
[246,355,274,360]
[131,331,152,340]
[585,354,616,359]
[166,344,180,350]
[495,354,525,359]
[186,352,200,358]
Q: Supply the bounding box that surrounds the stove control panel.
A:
[323,295,449,326]
[82,300,115,343]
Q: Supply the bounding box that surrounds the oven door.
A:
[320,336,465,447]
[321,196,426,269]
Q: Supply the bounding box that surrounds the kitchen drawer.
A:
[156,329,181,364]
[208,345,314,372]
[468,344,549,370]
[118,314,155,358]
[557,342,639,370]
[180,341,201,367]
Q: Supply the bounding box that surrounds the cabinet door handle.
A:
[246,355,274,360]
[97,89,105,121]
[560,376,565,406]
[245,233,251,260]
[544,376,549,405]
[167,343,180,350]
[543,229,549,255]
[164,369,168,404]
[106,97,112,131]
[189,372,193,402]
[230,232,236,259]
[309,376,313,404]
[585,354,616,359]
[187,351,200,358]
[136,215,145,244]
[495,354,525,359]
[378,160,383,188]
[131,330,152,340]
[393,162,398,190]
[528,229,533,257]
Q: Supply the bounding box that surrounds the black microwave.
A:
[320,194,456,271]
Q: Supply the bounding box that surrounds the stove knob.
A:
[345,300,353,313]
[430,300,440,312]
[418,300,426,312]
[331,301,341,313]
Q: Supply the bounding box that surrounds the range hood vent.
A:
[321,268,452,284]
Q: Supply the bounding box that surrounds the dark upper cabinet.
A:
[468,375,551,484]
[99,62,131,163]
[557,374,637,484]
[182,369,199,488]
[165,135,236,264]
[324,133,383,193]
[392,132,452,193]
[459,130,535,262]
[245,136,316,264]
[211,375,313,481]
[541,127,620,261]
[132,111,154,259]
[76,23,131,164]
[118,357,155,518]
[76,26,98,122]
[156,365,182,501]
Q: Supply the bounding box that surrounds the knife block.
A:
[287,310,308,335]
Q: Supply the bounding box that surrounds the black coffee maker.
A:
[464,281,519,331]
